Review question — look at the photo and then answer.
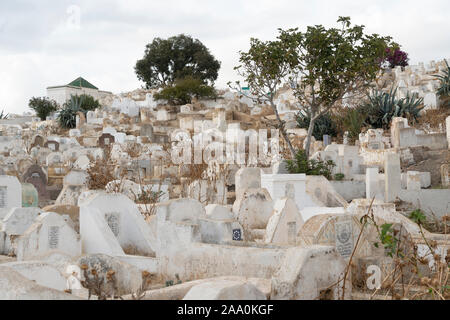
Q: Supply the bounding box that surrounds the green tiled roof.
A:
[67,77,98,90]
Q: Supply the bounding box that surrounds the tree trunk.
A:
[270,101,296,159]
[304,117,316,159]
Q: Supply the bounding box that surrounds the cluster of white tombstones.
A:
[0,60,449,299]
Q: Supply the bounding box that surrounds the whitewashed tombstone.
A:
[235,168,261,201]
[80,193,155,257]
[0,176,22,213]
[264,198,304,245]
[16,212,81,261]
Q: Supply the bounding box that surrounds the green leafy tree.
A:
[154,77,217,105]
[77,94,100,112]
[231,37,299,158]
[233,17,396,159]
[279,17,396,158]
[135,34,221,88]
[28,97,59,120]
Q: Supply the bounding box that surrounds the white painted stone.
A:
[2,261,67,291]
[235,167,261,201]
[0,176,22,213]
[366,167,383,200]
[261,174,319,211]
[264,198,304,245]
[16,212,81,261]
[183,279,266,300]
[0,266,81,300]
[271,246,350,300]
[80,193,156,257]
[407,171,422,191]
[205,204,234,220]
[384,153,401,203]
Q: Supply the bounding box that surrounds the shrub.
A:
[28,97,59,120]
[286,149,335,179]
[57,96,82,129]
[57,94,100,129]
[78,94,100,112]
[335,108,366,143]
[383,47,409,69]
[297,111,337,140]
[154,77,217,105]
[334,173,345,181]
[434,59,450,108]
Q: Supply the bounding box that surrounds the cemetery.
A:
[0,11,449,302]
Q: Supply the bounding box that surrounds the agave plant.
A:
[361,87,423,129]
[0,109,8,119]
[434,59,450,107]
[57,95,85,129]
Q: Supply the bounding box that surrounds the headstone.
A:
[235,168,261,201]
[44,140,59,152]
[323,135,331,147]
[0,176,22,211]
[366,168,382,200]
[384,153,401,203]
[264,198,304,245]
[16,212,81,260]
[21,183,39,207]
[80,193,156,257]
[22,165,49,201]
[98,133,115,147]
[406,171,421,191]
[441,164,449,187]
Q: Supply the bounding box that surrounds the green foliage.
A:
[135,34,221,88]
[297,111,337,140]
[0,110,8,119]
[57,94,100,129]
[334,173,345,181]
[28,97,59,121]
[377,223,398,258]
[409,209,427,225]
[434,59,450,108]
[154,77,217,105]
[58,96,82,129]
[286,149,335,179]
[360,87,423,129]
[77,94,100,112]
[339,108,366,143]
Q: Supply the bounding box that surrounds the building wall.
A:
[47,87,111,107]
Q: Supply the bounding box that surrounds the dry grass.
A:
[125,142,142,158]
[86,145,116,190]
[415,107,450,132]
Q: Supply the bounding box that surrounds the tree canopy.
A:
[135,34,221,89]
[28,97,59,121]
[234,16,398,158]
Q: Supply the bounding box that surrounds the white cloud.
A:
[0,0,449,114]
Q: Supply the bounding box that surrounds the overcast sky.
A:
[1,0,449,114]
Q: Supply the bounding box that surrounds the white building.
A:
[46,77,112,106]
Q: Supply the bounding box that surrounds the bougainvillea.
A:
[384,48,409,68]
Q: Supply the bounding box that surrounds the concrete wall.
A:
[329,181,366,201]
[398,189,450,219]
